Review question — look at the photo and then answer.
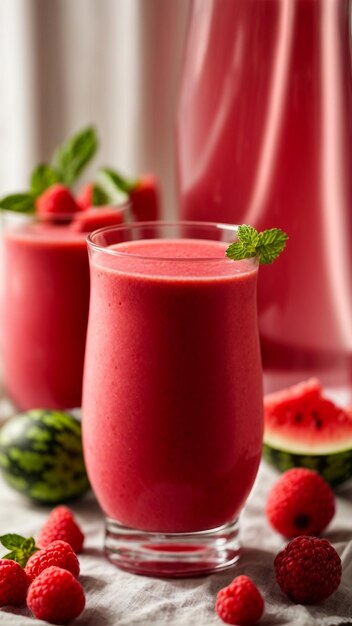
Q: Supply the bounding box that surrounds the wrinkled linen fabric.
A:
[0,458,351,625]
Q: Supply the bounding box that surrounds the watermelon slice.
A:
[69,206,125,233]
[263,378,352,487]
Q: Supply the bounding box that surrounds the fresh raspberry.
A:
[25,540,80,581]
[274,536,341,604]
[0,559,30,607]
[27,566,85,624]
[38,506,84,553]
[36,183,81,216]
[216,575,264,625]
[76,182,94,211]
[266,468,335,537]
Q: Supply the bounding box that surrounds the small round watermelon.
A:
[0,410,90,503]
[263,378,352,487]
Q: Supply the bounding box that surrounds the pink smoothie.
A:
[177,0,352,394]
[82,238,263,533]
[1,206,126,410]
[2,224,90,409]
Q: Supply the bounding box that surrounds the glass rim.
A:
[86,220,258,264]
[0,200,131,223]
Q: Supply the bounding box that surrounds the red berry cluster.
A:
[0,469,343,626]
[0,506,85,624]
[215,468,342,625]
[0,125,163,233]
[36,173,160,233]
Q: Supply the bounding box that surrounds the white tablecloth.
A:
[0,459,351,626]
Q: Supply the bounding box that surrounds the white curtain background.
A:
[0,0,191,217]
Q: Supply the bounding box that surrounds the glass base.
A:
[104,518,240,578]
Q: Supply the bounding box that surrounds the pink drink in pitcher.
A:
[177,0,352,399]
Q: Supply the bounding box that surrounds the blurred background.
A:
[0,0,191,217]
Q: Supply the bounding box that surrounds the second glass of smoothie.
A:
[0,205,128,411]
[82,221,263,576]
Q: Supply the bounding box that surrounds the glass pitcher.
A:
[177,0,352,403]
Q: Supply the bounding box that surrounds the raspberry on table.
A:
[266,468,335,538]
[0,559,30,607]
[215,575,264,625]
[27,565,85,624]
[36,183,81,216]
[25,540,80,581]
[38,506,84,553]
[274,536,342,604]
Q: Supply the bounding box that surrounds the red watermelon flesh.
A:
[264,378,352,454]
[69,206,125,233]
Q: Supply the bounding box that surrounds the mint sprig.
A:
[0,533,38,567]
[226,224,288,264]
[97,167,137,195]
[92,183,109,206]
[53,126,98,186]
[0,126,98,213]
[30,164,60,198]
[0,193,35,213]
[95,167,131,205]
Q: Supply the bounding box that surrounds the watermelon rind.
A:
[263,379,352,488]
[0,409,90,503]
[263,441,352,487]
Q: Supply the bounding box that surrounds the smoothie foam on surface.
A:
[92,238,257,279]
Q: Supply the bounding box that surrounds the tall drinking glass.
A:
[83,221,263,576]
[0,205,128,411]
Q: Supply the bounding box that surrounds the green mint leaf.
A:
[96,168,130,205]
[0,534,27,550]
[22,537,37,552]
[92,183,109,206]
[0,193,35,213]
[98,167,136,194]
[30,163,59,197]
[256,228,289,264]
[0,534,38,567]
[226,224,288,264]
[226,240,257,261]
[2,551,17,561]
[8,550,28,568]
[237,224,260,248]
[53,126,98,186]
[226,225,259,260]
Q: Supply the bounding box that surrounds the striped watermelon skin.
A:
[263,379,352,488]
[263,444,352,487]
[0,410,90,503]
